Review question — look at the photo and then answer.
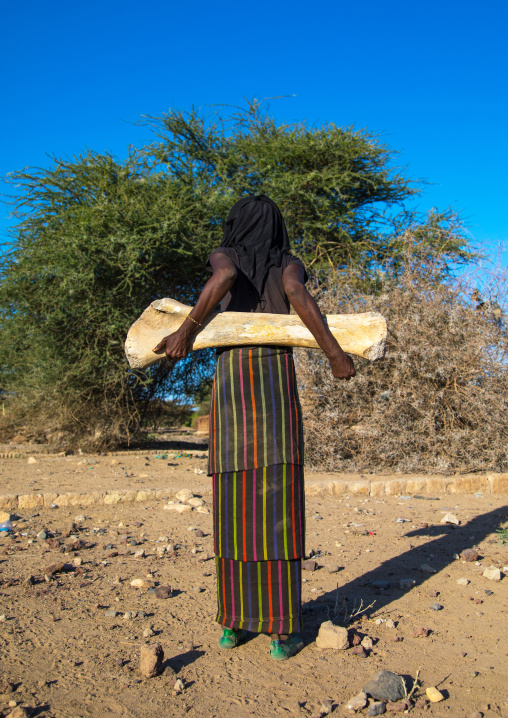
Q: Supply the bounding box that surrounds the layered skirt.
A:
[209,346,305,634]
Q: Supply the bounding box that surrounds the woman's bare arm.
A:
[282,263,356,380]
[153,253,238,359]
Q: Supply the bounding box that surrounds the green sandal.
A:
[218,628,248,649]
[270,634,304,660]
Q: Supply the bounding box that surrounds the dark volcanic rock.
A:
[363,671,405,702]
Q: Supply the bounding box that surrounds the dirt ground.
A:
[0,447,507,718]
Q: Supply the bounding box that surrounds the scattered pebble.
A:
[430,603,443,611]
[399,579,415,590]
[461,549,479,562]
[362,670,405,702]
[385,619,396,628]
[420,563,436,573]
[325,563,340,573]
[155,585,173,600]
[483,566,501,581]
[425,686,444,702]
[429,589,439,597]
[105,609,119,618]
[457,578,470,585]
[441,513,460,525]
[351,645,368,657]
[302,559,318,571]
[316,621,349,650]
[368,701,386,716]
[345,692,368,711]
[140,643,164,678]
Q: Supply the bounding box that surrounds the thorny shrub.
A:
[297,250,508,474]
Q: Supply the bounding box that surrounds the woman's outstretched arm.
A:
[153,253,238,360]
[282,263,356,380]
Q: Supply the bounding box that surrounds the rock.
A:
[345,692,368,711]
[123,611,136,619]
[385,619,396,628]
[325,563,340,573]
[371,580,390,589]
[368,702,386,716]
[173,677,185,693]
[430,603,443,611]
[320,699,333,715]
[457,578,470,585]
[130,578,154,589]
[411,627,430,637]
[43,562,66,576]
[351,645,368,657]
[461,549,479,562]
[196,506,210,514]
[429,589,439,597]
[483,566,501,581]
[0,679,15,693]
[187,497,204,508]
[415,698,429,710]
[425,686,444,702]
[302,559,318,571]
[420,563,436,573]
[28,456,38,464]
[467,713,483,718]
[399,579,415,590]
[361,636,374,650]
[164,504,192,514]
[105,609,119,617]
[133,549,145,558]
[143,626,155,638]
[362,671,406,702]
[140,643,164,678]
[441,513,460,525]
[155,585,173,599]
[9,707,31,718]
[75,515,86,522]
[195,529,205,538]
[0,512,13,523]
[315,621,349,650]
[375,618,386,626]
[175,489,194,502]
[386,700,409,712]
[351,633,362,646]
[37,530,48,541]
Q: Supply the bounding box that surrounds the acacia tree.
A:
[0,100,474,449]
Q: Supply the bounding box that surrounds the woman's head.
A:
[220,195,290,304]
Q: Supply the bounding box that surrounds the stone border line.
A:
[0,473,506,511]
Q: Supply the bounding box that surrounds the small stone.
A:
[421,522,429,529]
[420,563,437,573]
[483,566,501,581]
[8,700,17,707]
[155,585,173,599]
[325,563,340,573]
[129,539,138,546]
[351,645,368,657]
[187,497,204,508]
[320,699,333,715]
[415,698,429,710]
[363,671,405,702]
[123,611,136,619]
[459,651,467,657]
[37,530,48,541]
[302,559,318,571]
[425,686,444,702]
[429,589,439,597]
[105,543,113,550]
[471,671,479,677]
[361,636,374,650]
[368,702,386,716]
[195,529,205,538]
[385,700,410,712]
[143,626,155,638]
[345,692,368,711]
[28,456,37,464]
[315,621,349,649]
[75,514,86,522]
[441,512,460,525]
[461,549,479,562]
[130,578,154,589]
[137,611,147,618]
[371,580,390,589]
[175,489,194,502]
[485,589,494,596]
[164,503,192,513]
[457,578,470,585]
[134,549,145,558]
[196,506,209,514]
[430,603,443,611]
[385,619,396,628]
[375,618,386,626]
[9,708,32,718]
[392,636,403,642]
[351,633,362,646]
[399,579,415,590]
[0,680,15,693]
[173,677,185,693]
[105,609,119,617]
[140,643,164,678]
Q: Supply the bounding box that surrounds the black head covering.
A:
[220,195,290,304]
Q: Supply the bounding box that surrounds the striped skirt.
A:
[209,346,305,635]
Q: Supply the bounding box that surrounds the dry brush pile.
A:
[297,257,508,474]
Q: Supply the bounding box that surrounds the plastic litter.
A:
[0,520,13,532]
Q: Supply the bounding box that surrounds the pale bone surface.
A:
[124,298,387,369]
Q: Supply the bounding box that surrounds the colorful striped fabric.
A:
[208,346,304,476]
[212,464,305,561]
[215,556,303,635]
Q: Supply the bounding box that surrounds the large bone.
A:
[125,298,387,369]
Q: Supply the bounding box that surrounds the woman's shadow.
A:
[301,504,507,639]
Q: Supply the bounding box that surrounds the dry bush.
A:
[297,248,508,474]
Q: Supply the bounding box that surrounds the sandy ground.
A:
[0,447,507,718]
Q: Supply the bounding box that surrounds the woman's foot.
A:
[218,628,248,649]
[269,634,304,660]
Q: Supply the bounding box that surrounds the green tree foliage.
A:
[0,101,475,449]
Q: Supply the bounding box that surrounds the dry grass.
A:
[297,244,508,473]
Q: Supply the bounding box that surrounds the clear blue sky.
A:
[1,0,507,269]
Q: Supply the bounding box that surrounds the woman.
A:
[154,195,355,660]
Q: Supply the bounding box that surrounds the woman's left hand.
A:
[153,328,193,360]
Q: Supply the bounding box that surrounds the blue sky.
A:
[1,0,507,270]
